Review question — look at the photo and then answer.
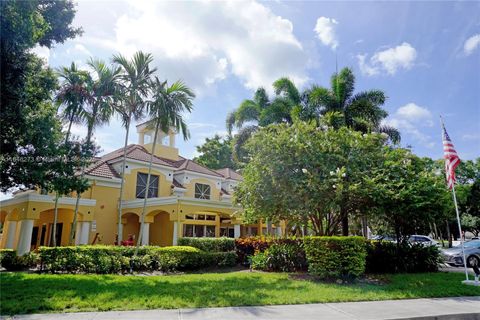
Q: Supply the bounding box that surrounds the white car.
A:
[408,235,439,247]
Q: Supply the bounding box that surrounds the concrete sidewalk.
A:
[3,297,480,320]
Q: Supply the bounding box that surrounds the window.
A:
[136,173,159,198]
[183,224,216,238]
[220,227,235,238]
[185,214,216,221]
[194,183,210,200]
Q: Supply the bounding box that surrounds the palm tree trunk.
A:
[65,114,75,145]
[117,113,132,244]
[136,121,160,254]
[69,123,94,245]
[52,193,60,247]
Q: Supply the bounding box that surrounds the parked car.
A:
[442,240,480,267]
[371,235,396,242]
[408,235,439,247]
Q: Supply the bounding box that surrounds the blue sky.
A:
[35,0,480,160]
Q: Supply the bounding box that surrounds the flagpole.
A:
[440,115,469,282]
[451,183,469,281]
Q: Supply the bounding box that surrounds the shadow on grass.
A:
[1,271,478,315]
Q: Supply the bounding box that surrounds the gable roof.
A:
[85,144,225,180]
[215,168,243,181]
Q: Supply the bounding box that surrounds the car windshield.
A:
[459,240,480,248]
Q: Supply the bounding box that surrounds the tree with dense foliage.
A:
[0,0,81,191]
[113,51,157,242]
[136,78,194,250]
[193,135,239,170]
[365,149,449,242]
[234,121,386,236]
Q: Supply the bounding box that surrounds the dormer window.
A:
[136,173,159,198]
[194,183,210,200]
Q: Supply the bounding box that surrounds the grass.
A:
[1,271,479,315]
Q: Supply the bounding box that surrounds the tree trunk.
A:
[136,121,160,254]
[117,113,132,244]
[52,193,60,247]
[69,122,94,245]
[445,219,452,248]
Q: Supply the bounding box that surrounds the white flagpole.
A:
[440,116,469,282]
[451,183,469,281]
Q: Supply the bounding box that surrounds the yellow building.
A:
[0,123,283,255]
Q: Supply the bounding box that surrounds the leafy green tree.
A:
[365,149,448,242]
[234,122,386,236]
[113,51,156,242]
[193,135,238,170]
[0,0,81,191]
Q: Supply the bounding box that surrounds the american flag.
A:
[442,122,460,189]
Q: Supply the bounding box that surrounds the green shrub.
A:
[38,245,236,274]
[251,240,307,272]
[304,236,367,281]
[366,241,440,273]
[0,249,38,271]
[178,237,235,252]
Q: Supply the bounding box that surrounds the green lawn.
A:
[1,271,479,315]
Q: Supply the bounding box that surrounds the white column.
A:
[141,223,150,246]
[17,220,34,255]
[5,221,17,249]
[80,222,91,245]
[172,221,178,246]
[234,225,241,238]
[75,222,82,245]
[276,226,282,237]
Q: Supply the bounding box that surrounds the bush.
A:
[0,249,38,271]
[38,245,237,274]
[251,240,306,272]
[178,237,235,252]
[366,241,440,273]
[304,236,367,281]
[235,237,273,265]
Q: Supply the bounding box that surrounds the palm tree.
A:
[54,62,90,246]
[56,62,91,143]
[135,78,194,251]
[68,59,121,245]
[308,67,400,236]
[227,78,300,162]
[309,67,400,143]
[113,51,156,244]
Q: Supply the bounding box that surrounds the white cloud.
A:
[314,17,339,50]
[357,42,417,76]
[464,34,480,56]
[74,0,308,93]
[30,45,50,63]
[383,103,435,148]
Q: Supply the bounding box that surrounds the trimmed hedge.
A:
[0,249,38,271]
[304,236,367,280]
[366,241,441,273]
[250,240,307,272]
[38,245,236,274]
[178,237,235,252]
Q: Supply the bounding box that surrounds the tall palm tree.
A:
[309,67,400,143]
[135,78,194,251]
[113,51,156,244]
[68,59,121,245]
[309,67,400,236]
[56,62,91,143]
[54,62,90,246]
[227,78,300,161]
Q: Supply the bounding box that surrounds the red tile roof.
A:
[215,168,243,181]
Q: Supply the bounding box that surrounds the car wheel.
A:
[467,255,479,268]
